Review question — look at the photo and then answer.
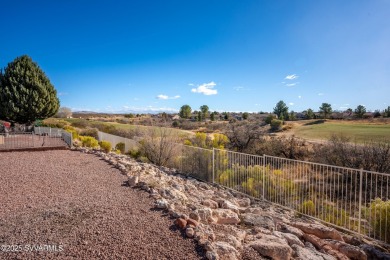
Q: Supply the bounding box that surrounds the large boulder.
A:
[242,213,275,230]
[213,209,241,225]
[248,234,293,260]
[291,244,336,260]
[292,222,344,241]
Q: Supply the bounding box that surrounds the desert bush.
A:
[70,119,89,128]
[42,118,70,129]
[79,128,99,139]
[368,198,390,242]
[99,140,112,153]
[224,121,264,152]
[313,134,390,172]
[270,119,283,132]
[127,148,142,159]
[139,127,180,166]
[300,200,316,215]
[212,133,229,149]
[172,121,180,127]
[265,114,277,124]
[79,136,99,148]
[65,129,79,139]
[115,142,125,154]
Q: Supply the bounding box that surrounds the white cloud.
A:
[188,83,194,86]
[286,83,297,87]
[156,94,180,100]
[234,86,244,91]
[191,81,218,95]
[298,95,302,99]
[285,74,298,80]
[157,94,169,100]
[289,102,294,106]
[58,92,68,96]
[318,93,324,96]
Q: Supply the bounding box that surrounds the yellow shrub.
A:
[99,140,112,153]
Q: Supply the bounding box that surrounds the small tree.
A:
[306,108,315,119]
[200,105,209,121]
[56,107,72,118]
[242,112,249,120]
[319,103,332,119]
[273,100,289,120]
[0,55,60,124]
[179,104,192,119]
[384,106,390,118]
[354,105,366,118]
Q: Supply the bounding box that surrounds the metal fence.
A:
[0,127,72,150]
[94,131,390,244]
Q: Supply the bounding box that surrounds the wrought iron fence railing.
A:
[95,132,390,244]
[0,127,72,150]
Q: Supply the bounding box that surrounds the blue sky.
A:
[1,0,389,113]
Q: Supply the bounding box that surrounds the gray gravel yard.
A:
[0,150,204,259]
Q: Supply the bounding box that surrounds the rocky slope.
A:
[79,148,390,260]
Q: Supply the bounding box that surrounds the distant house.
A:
[172,115,180,120]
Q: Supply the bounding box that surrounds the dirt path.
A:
[0,150,204,259]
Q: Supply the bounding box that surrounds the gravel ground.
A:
[0,150,205,259]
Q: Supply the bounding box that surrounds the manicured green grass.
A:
[292,120,390,143]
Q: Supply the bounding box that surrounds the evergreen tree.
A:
[0,55,60,124]
[179,104,192,118]
[273,100,289,120]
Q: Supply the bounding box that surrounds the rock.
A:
[360,244,390,259]
[242,213,275,230]
[187,218,199,227]
[212,224,247,242]
[273,231,304,247]
[279,223,304,239]
[159,188,188,201]
[212,241,240,260]
[221,200,240,213]
[324,239,367,260]
[213,209,240,225]
[202,199,219,209]
[292,222,344,241]
[155,199,169,209]
[236,197,251,207]
[189,211,201,222]
[291,244,336,260]
[174,218,187,229]
[128,175,139,187]
[248,234,293,260]
[206,250,219,260]
[194,207,217,223]
[303,234,349,260]
[186,227,195,238]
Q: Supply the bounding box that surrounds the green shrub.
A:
[300,200,316,215]
[127,149,142,159]
[172,121,180,127]
[270,119,283,132]
[265,114,277,124]
[99,140,112,153]
[369,198,390,242]
[66,129,79,139]
[79,136,99,148]
[115,142,125,154]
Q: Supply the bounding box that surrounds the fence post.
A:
[263,154,266,200]
[358,168,363,235]
[212,148,215,184]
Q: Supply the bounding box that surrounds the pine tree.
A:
[0,55,60,124]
